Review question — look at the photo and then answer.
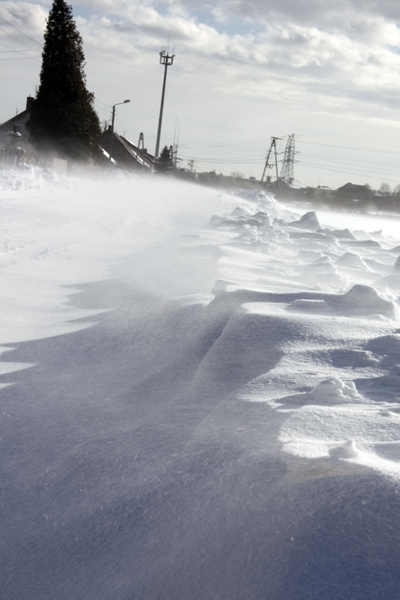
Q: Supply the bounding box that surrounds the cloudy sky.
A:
[2,0,400,188]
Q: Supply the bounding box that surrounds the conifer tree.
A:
[157,145,174,171]
[27,0,101,160]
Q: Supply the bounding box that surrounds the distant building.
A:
[266,178,306,199]
[0,97,36,167]
[0,97,34,145]
[335,183,373,202]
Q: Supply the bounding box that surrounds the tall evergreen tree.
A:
[27,0,101,160]
[157,145,174,171]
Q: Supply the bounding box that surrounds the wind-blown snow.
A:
[2,166,400,599]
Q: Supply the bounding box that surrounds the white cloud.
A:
[177,0,400,29]
[0,1,47,38]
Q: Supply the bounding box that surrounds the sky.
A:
[2,0,400,187]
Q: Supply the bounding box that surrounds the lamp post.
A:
[111,99,130,133]
[155,50,174,159]
[110,99,130,163]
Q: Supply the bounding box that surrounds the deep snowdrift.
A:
[1,167,400,599]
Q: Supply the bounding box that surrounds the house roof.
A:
[120,135,157,169]
[336,183,370,192]
[101,129,157,170]
[0,97,33,135]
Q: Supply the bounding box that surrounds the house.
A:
[335,183,373,202]
[0,97,34,147]
[265,177,306,200]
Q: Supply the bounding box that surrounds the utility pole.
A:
[261,137,280,183]
[172,119,180,168]
[280,134,296,183]
[155,49,175,159]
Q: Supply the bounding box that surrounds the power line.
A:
[0,37,40,61]
[181,138,267,149]
[0,55,38,61]
[0,15,42,61]
[299,160,400,184]
[179,153,264,165]
[300,155,400,178]
[0,15,42,46]
[0,49,37,52]
[300,151,399,168]
[0,26,39,51]
[302,137,400,157]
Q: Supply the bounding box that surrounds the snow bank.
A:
[202,192,400,479]
[3,169,400,599]
[2,168,400,482]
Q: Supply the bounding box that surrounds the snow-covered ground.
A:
[2,166,400,599]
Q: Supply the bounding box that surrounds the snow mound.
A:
[310,377,362,404]
[287,285,399,319]
[301,257,341,285]
[253,211,272,227]
[210,207,275,235]
[303,256,334,271]
[297,249,324,262]
[339,284,397,319]
[346,239,382,249]
[329,439,359,459]
[290,211,321,230]
[321,228,356,240]
[235,189,282,215]
[230,206,251,217]
[278,377,364,406]
[337,252,370,270]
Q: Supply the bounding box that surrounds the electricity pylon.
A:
[138,132,145,152]
[261,137,280,183]
[280,134,296,183]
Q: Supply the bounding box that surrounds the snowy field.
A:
[1,166,400,599]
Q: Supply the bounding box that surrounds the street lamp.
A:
[111,99,130,133]
[109,99,130,164]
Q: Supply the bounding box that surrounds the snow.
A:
[2,166,400,599]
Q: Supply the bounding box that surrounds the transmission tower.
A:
[261,137,280,183]
[138,132,145,152]
[280,134,296,183]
